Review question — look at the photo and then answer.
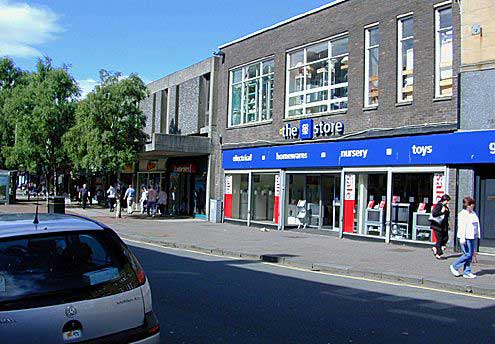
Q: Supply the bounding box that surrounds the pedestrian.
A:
[80,183,89,209]
[157,186,167,217]
[140,186,148,214]
[107,184,117,212]
[124,184,136,214]
[169,187,176,215]
[450,196,481,279]
[429,194,451,259]
[147,185,158,218]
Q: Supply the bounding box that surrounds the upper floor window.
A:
[229,59,274,127]
[435,6,453,97]
[286,36,349,117]
[398,16,414,102]
[365,25,380,107]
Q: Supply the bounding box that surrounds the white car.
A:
[0,213,160,343]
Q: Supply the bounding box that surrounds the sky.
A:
[0,0,333,97]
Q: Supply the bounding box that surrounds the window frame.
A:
[285,34,349,118]
[228,58,275,128]
[397,15,414,103]
[435,5,453,98]
[364,23,380,108]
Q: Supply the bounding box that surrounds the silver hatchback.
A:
[0,213,160,343]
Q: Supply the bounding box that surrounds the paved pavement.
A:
[131,241,495,344]
[2,201,495,297]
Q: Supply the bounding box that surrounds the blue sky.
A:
[0,0,333,96]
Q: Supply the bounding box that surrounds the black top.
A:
[431,201,450,231]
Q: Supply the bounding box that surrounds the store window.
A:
[391,172,444,242]
[343,173,387,237]
[285,173,340,230]
[398,16,414,102]
[224,174,249,220]
[286,36,349,117]
[229,59,274,127]
[435,6,453,97]
[251,173,277,223]
[364,25,380,107]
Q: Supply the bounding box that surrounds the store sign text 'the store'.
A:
[281,119,345,140]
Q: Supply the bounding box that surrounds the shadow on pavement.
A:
[128,245,495,344]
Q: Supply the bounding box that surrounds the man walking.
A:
[80,184,89,209]
[124,184,136,214]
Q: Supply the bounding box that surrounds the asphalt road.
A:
[128,241,495,344]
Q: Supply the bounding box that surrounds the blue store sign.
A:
[223,130,495,170]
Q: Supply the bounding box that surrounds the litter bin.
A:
[48,196,66,214]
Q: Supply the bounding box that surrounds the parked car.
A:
[0,213,159,343]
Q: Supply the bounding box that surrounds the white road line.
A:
[321,291,370,303]
[387,309,457,323]
[123,237,495,301]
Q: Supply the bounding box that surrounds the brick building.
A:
[210,0,495,251]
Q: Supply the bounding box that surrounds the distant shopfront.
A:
[223,129,495,248]
[137,156,208,216]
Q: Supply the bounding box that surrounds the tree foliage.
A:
[64,70,148,176]
[2,58,79,193]
[0,58,26,168]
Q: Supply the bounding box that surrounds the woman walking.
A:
[430,194,451,259]
[450,196,481,279]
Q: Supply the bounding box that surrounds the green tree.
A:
[0,58,26,169]
[64,70,148,179]
[3,58,79,194]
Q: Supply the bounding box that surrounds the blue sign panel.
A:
[223,130,495,170]
[299,119,313,140]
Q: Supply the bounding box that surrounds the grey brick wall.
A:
[212,0,461,199]
[140,95,154,138]
[460,69,495,130]
[178,77,200,135]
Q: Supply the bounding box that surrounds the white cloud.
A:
[0,0,62,58]
[77,78,99,99]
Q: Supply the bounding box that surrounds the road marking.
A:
[123,237,495,301]
[387,309,457,323]
[321,291,370,303]
[419,302,454,310]
[375,295,410,303]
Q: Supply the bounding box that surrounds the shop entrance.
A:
[479,177,495,249]
[169,172,193,216]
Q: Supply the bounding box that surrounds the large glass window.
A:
[287,36,349,117]
[398,16,414,102]
[234,174,249,220]
[365,26,380,107]
[251,173,276,223]
[229,59,274,127]
[343,173,387,237]
[391,173,439,242]
[435,6,453,97]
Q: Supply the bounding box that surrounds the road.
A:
[129,240,495,344]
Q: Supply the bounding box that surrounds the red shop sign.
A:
[172,164,198,173]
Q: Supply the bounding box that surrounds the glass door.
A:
[306,175,321,227]
[321,174,341,231]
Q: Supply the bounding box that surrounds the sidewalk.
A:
[2,202,495,297]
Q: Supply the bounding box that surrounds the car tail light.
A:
[136,266,147,286]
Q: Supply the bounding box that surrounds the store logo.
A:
[340,149,368,159]
[233,154,253,162]
[411,145,432,157]
[489,142,495,155]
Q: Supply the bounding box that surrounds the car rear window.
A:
[0,229,140,311]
